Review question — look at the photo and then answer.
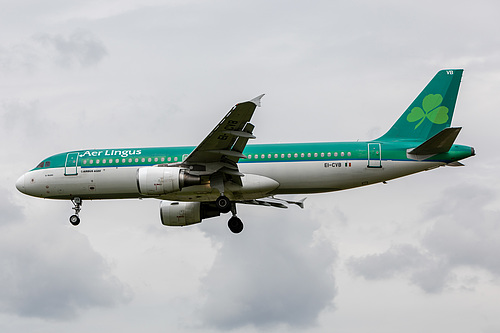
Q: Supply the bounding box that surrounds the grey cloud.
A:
[422,184,500,275]
[348,244,427,280]
[0,188,24,226]
[0,198,131,319]
[35,30,108,68]
[0,30,107,72]
[198,209,337,330]
[348,184,500,293]
[0,43,40,73]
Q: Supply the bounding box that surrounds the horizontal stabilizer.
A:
[409,127,461,155]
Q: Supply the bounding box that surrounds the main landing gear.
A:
[69,197,82,226]
[216,195,243,234]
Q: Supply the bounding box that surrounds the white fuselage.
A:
[16,159,443,202]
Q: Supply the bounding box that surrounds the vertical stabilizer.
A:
[378,69,463,142]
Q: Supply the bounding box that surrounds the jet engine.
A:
[160,201,220,226]
[136,167,200,196]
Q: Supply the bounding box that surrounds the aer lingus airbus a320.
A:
[16,69,475,233]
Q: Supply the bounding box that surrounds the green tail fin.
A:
[378,69,463,142]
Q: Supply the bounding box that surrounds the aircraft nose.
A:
[16,174,26,193]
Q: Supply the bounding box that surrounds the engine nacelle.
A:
[160,201,220,226]
[136,167,200,196]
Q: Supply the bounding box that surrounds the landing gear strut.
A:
[69,197,82,226]
[227,202,243,234]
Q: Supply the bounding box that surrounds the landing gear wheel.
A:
[216,195,231,214]
[228,216,244,234]
[69,214,80,226]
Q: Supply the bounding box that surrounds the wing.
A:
[177,94,264,187]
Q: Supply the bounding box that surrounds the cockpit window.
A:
[44,161,51,168]
[36,161,44,168]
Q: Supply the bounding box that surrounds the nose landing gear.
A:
[69,197,82,226]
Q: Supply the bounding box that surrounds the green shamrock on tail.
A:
[407,94,449,129]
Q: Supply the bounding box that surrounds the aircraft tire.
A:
[216,195,231,213]
[228,216,243,234]
[69,215,80,226]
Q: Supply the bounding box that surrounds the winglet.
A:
[250,94,265,107]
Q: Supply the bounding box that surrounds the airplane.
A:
[15,69,475,233]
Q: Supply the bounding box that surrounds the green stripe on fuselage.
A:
[32,141,474,171]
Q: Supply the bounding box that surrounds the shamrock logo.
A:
[407,94,449,129]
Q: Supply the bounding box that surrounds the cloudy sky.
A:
[2,0,500,332]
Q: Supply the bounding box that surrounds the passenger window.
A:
[301,153,304,158]
[341,152,345,157]
[148,158,152,162]
[154,157,158,162]
[128,158,132,163]
[294,153,298,158]
[261,154,265,159]
[248,155,252,159]
[103,159,107,164]
[321,153,324,157]
[161,157,165,162]
[268,154,271,159]
[96,160,100,164]
[327,152,331,157]
[307,153,311,157]
[135,158,139,163]
[274,154,278,158]
[83,160,87,165]
[174,157,178,161]
[334,152,338,157]
[348,152,351,157]
[167,157,171,162]
[314,153,318,157]
[287,153,291,158]
[281,154,285,158]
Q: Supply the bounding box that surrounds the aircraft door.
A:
[65,152,79,175]
[367,143,382,168]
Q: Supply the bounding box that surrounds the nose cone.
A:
[16,174,26,193]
